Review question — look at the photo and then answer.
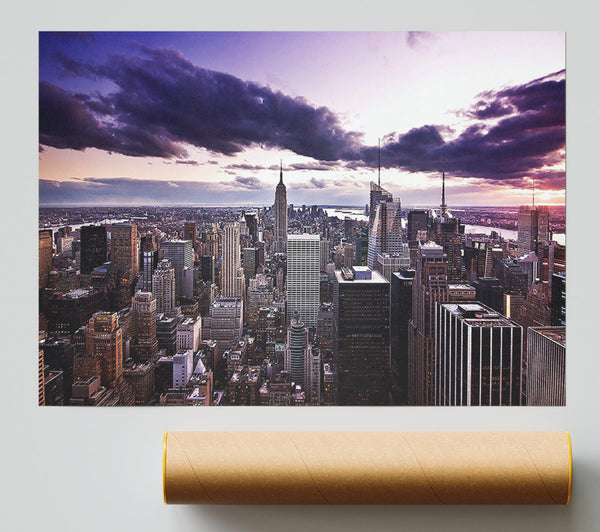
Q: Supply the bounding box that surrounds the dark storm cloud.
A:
[40,47,564,190]
[39,81,187,158]
[44,47,363,161]
[360,71,565,187]
[469,100,515,119]
[175,160,199,165]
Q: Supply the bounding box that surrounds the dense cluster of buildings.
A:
[38,164,566,406]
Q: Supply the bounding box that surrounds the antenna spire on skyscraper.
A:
[532,177,535,208]
[441,154,448,217]
[378,138,381,187]
[279,159,283,184]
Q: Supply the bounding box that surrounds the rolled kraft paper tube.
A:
[163,431,572,505]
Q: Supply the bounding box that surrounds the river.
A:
[40,218,130,237]
[323,209,565,246]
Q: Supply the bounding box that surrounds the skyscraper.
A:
[162,240,194,300]
[472,277,504,313]
[407,210,429,243]
[494,257,529,319]
[518,205,550,256]
[430,167,462,282]
[274,161,288,254]
[333,266,390,405]
[246,274,274,330]
[305,345,321,406]
[435,302,523,406]
[130,291,158,362]
[244,212,258,242]
[367,184,402,269]
[316,302,335,353]
[285,310,309,388]
[139,250,159,292]
[39,229,53,290]
[343,244,355,268]
[551,272,566,326]
[391,268,415,405]
[202,297,244,355]
[242,247,258,281]
[80,225,107,275]
[375,248,410,282]
[526,327,566,406]
[222,222,244,297]
[320,238,330,272]
[354,226,368,266]
[109,223,138,281]
[201,255,215,285]
[368,181,393,233]
[73,312,134,405]
[204,224,220,259]
[46,288,103,335]
[407,243,448,406]
[183,221,197,247]
[152,259,176,314]
[287,234,320,327]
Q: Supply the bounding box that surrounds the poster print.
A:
[38,32,565,406]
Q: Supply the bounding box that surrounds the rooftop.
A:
[441,302,516,328]
[335,268,388,284]
[530,327,566,347]
[63,288,96,299]
[287,233,319,240]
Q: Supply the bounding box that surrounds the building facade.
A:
[407,243,448,406]
[286,234,320,327]
[152,259,176,315]
[162,240,194,300]
[526,327,566,406]
[435,302,523,406]
[80,225,107,275]
[333,266,390,405]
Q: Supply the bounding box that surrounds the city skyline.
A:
[39,31,565,207]
[38,31,567,407]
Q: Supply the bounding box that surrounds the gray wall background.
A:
[2,2,599,530]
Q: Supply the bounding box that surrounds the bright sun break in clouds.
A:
[38,31,565,206]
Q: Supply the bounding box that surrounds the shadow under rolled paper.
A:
[171,455,599,532]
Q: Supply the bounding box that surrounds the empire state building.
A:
[274,161,287,253]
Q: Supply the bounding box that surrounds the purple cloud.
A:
[39,45,564,191]
[43,47,363,161]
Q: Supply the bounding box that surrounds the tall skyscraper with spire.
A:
[367,195,403,270]
[367,143,402,269]
[430,160,463,281]
[440,155,448,217]
[517,181,550,257]
[274,161,288,254]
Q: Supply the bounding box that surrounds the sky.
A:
[38,31,565,207]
